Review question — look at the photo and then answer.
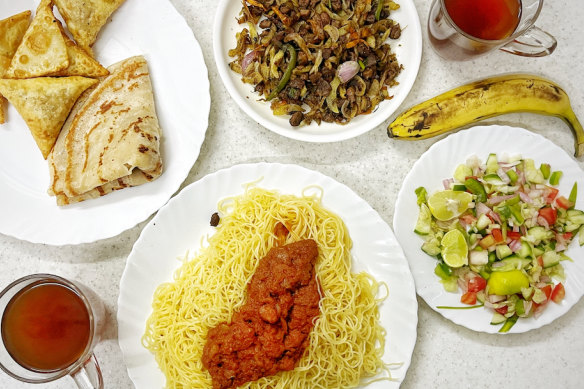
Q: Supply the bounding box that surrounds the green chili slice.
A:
[464,178,487,203]
[569,182,578,205]
[549,171,563,186]
[266,44,297,101]
[498,314,518,333]
[375,0,384,21]
[436,304,484,310]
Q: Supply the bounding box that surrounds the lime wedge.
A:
[427,190,473,221]
[441,229,468,268]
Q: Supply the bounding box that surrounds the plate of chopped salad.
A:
[394,125,584,333]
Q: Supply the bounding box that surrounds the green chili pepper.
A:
[569,182,578,205]
[266,44,297,101]
[375,0,384,21]
[499,314,518,333]
[509,203,524,225]
[549,171,563,186]
[464,178,487,203]
[436,304,484,310]
[506,169,518,184]
[540,163,551,179]
[434,262,452,280]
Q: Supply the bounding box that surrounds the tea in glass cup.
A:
[0,274,105,389]
[428,0,557,60]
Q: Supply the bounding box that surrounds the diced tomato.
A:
[537,256,544,267]
[544,186,559,203]
[467,276,487,293]
[478,234,496,249]
[563,232,573,240]
[495,305,508,315]
[460,291,477,305]
[491,228,504,244]
[541,284,553,300]
[556,196,575,209]
[459,214,477,226]
[506,231,522,240]
[551,283,565,303]
[538,207,557,225]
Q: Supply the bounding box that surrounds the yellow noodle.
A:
[142,187,389,388]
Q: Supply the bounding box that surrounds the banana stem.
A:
[562,109,584,158]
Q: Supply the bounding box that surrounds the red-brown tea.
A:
[1,282,90,372]
[445,0,521,40]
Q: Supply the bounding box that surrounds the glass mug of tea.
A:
[428,0,557,60]
[0,274,105,388]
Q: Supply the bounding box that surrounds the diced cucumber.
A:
[532,245,545,258]
[525,226,554,244]
[476,214,491,230]
[453,164,473,183]
[516,241,531,258]
[524,159,545,184]
[579,225,584,246]
[452,184,467,191]
[470,250,489,265]
[540,163,551,179]
[421,240,441,256]
[532,287,547,304]
[490,312,506,325]
[506,169,518,184]
[542,251,561,268]
[490,256,531,272]
[414,204,432,235]
[485,153,499,174]
[483,173,505,185]
[521,286,534,300]
[567,209,584,225]
[495,244,513,259]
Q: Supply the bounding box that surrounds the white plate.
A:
[117,162,418,388]
[213,0,422,142]
[393,125,584,334]
[0,0,209,245]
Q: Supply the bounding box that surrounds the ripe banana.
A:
[387,74,584,157]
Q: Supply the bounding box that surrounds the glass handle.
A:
[71,354,103,389]
[500,26,557,57]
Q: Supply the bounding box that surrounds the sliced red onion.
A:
[519,191,533,204]
[487,194,516,205]
[488,210,502,224]
[509,239,522,252]
[537,216,550,229]
[443,178,454,190]
[458,278,468,293]
[241,49,261,72]
[337,61,360,83]
[496,168,511,184]
[476,202,491,217]
[487,294,506,303]
[520,225,528,236]
[523,300,533,315]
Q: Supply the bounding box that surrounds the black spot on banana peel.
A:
[387,73,584,158]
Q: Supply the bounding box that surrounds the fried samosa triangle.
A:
[48,56,162,206]
[4,0,69,79]
[54,0,126,54]
[0,77,98,159]
[50,28,109,77]
[0,10,32,123]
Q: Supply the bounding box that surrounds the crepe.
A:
[4,0,69,79]
[0,76,98,159]
[48,55,162,206]
[54,0,126,54]
[0,10,32,123]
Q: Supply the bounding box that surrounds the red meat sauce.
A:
[202,239,321,389]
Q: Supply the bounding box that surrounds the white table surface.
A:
[1,0,583,388]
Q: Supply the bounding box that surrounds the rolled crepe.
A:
[48,55,162,205]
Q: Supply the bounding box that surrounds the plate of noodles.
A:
[213,0,422,142]
[117,162,418,388]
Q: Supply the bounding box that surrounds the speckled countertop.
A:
[1,0,584,388]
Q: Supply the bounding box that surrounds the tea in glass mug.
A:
[0,274,105,389]
[428,0,557,60]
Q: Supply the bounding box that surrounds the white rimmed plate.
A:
[393,125,584,334]
[0,0,209,245]
[213,0,422,142]
[117,162,418,388]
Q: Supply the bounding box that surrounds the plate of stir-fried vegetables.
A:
[394,125,584,334]
[213,0,422,142]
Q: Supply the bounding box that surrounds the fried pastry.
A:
[0,10,32,123]
[54,0,126,54]
[4,0,68,79]
[0,76,98,159]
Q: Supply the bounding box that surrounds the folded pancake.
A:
[54,0,126,54]
[0,76,98,158]
[0,10,32,123]
[4,0,69,79]
[48,55,162,206]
